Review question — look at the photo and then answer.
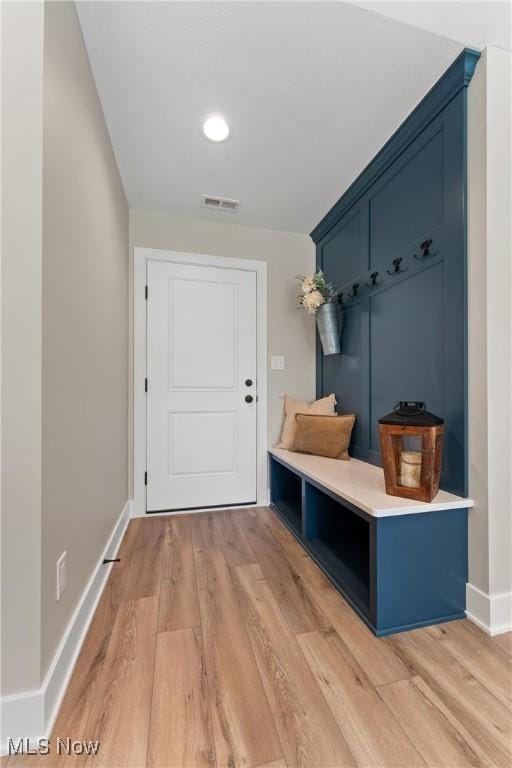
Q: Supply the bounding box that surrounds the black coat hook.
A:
[387,257,406,275]
[347,282,360,299]
[414,238,433,260]
[365,271,380,287]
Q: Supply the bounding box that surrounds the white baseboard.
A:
[0,501,131,755]
[466,582,512,635]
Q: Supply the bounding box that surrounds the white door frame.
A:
[133,246,268,517]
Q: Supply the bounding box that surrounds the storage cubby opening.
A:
[305,483,370,609]
[270,458,302,533]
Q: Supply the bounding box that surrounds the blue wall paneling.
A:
[312,49,479,497]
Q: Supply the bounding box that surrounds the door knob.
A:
[245,379,253,387]
[245,395,254,403]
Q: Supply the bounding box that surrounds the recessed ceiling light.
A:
[203,114,230,142]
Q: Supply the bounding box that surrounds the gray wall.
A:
[1,0,44,696]
[41,0,129,676]
[129,209,316,497]
[467,49,489,597]
[467,46,512,625]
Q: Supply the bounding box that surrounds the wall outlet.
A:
[56,551,67,601]
[271,355,285,370]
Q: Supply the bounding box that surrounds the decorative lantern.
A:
[378,402,444,502]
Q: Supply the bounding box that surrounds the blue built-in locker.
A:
[270,454,468,636]
[280,49,480,634]
[311,49,480,497]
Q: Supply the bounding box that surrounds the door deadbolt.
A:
[245,379,253,387]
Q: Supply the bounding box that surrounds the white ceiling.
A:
[76,1,499,233]
[354,1,511,53]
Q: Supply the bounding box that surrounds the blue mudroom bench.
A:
[269,448,473,636]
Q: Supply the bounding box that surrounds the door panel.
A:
[147,260,257,511]
[167,411,237,476]
[169,279,237,389]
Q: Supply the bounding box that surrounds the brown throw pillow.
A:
[292,414,356,460]
[276,393,336,450]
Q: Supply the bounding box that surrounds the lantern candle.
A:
[378,402,444,502]
[400,450,422,488]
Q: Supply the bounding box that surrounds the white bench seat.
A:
[269,447,473,518]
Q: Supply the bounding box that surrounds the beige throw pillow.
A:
[277,394,336,450]
[292,413,356,460]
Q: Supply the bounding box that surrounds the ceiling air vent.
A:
[201,194,240,212]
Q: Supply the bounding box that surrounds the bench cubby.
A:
[269,453,302,534]
[269,449,473,636]
[304,480,370,612]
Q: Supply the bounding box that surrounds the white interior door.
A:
[146,259,257,511]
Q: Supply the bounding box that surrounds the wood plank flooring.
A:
[5,508,511,768]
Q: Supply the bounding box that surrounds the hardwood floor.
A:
[6,508,511,768]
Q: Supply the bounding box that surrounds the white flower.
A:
[302,276,316,294]
[302,290,325,314]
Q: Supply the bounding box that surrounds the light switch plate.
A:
[271,355,285,370]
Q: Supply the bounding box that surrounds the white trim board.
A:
[133,247,269,517]
[466,582,512,635]
[0,501,131,755]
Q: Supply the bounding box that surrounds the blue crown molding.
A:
[310,48,480,244]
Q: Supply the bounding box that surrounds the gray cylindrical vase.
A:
[316,302,343,355]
